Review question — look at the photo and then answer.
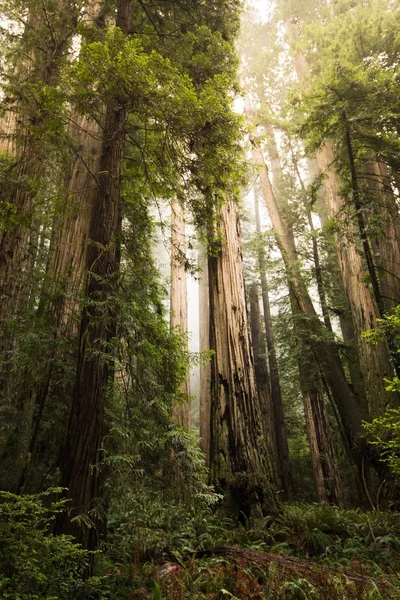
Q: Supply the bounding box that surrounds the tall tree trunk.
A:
[199,242,211,465]
[290,291,344,507]
[364,160,400,311]
[254,193,292,498]
[304,160,365,407]
[15,1,105,493]
[285,19,396,417]
[0,1,79,490]
[250,138,365,473]
[170,200,191,429]
[257,128,344,505]
[248,283,278,478]
[302,385,343,506]
[316,141,395,415]
[56,0,132,551]
[208,199,278,518]
[0,2,78,345]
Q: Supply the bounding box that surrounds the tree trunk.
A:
[248,283,277,477]
[363,160,400,311]
[251,138,365,472]
[170,200,191,429]
[316,141,395,415]
[208,199,278,518]
[302,386,343,506]
[56,0,132,551]
[0,1,80,489]
[199,242,211,465]
[284,19,395,417]
[263,130,344,505]
[0,2,78,344]
[290,289,344,507]
[14,1,105,494]
[254,193,292,498]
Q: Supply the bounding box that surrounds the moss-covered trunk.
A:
[56,0,132,550]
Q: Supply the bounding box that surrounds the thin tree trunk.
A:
[170,200,191,429]
[254,193,292,498]
[199,242,211,465]
[249,283,278,478]
[285,19,395,417]
[251,138,365,472]
[263,127,344,504]
[208,199,278,518]
[288,138,332,331]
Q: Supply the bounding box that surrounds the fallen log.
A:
[185,546,390,591]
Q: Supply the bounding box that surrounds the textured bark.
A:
[49,115,102,328]
[0,2,80,489]
[199,242,211,465]
[316,142,395,415]
[254,193,292,498]
[0,3,78,343]
[285,20,395,416]
[364,160,400,311]
[249,284,277,475]
[170,200,191,429]
[56,0,132,550]
[208,200,278,517]
[293,293,344,507]
[305,163,365,407]
[251,139,364,471]
[278,138,344,504]
[10,1,105,494]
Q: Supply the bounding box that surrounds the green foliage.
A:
[245,503,400,574]
[0,488,91,599]
[362,304,400,477]
[363,410,400,478]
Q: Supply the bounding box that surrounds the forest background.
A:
[0,0,400,598]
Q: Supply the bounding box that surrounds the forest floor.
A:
[2,492,400,599]
[103,503,400,599]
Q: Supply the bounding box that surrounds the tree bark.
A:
[208,199,278,518]
[254,193,292,498]
[316,141,395,415]
[170,200,191,429]
[0,1,80,490]
[363,159,400,312]
[284,19,395,417]
[251,138,365,472]
[56,0,132,550]
[0,2,78,344]
[248,283,277,475]
[291,292,344,507]
[199,242,211,465]
[13,0,105,494]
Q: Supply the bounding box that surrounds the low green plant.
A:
[363,409,400,478]
[0,488,91,599]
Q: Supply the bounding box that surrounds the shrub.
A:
[0,488,91,599]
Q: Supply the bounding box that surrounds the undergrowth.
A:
[2,490,399,599]
[106,503,400,599]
